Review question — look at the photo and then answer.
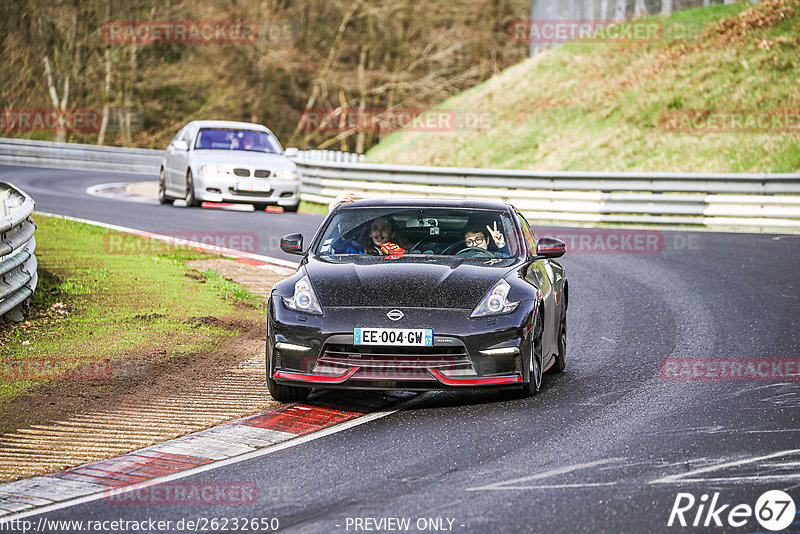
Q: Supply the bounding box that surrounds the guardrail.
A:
[0,183,37,322]
[1,137,798,230]
[296,162,800,230]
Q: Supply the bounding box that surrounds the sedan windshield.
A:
[316,207,520,258]
[194,128,282,153]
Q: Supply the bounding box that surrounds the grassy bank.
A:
[0,215,264,405]
[366,1,800,173]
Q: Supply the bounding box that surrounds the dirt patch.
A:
[187,258,291,299]
[712,0,798,43]
[0,317,263,435]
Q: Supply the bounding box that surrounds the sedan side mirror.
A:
[280,233,304,255]
[173,140,189,151]
[284,147,299,158]
[536,237,566,258]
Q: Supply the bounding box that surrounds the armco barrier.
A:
[0,137,799,230]
[0,183,37,322]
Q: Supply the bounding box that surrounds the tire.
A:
[519,309,544,397]
[185,170,200,207]
[158,169,174,205]
[283,203,299,213]
[551,307,567,373]
[252,203,268,212]
[267,375,310,403]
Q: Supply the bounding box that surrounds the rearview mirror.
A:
[280,233,304,255]
[173,140,189,151]
[284,147,299,158]
[535,237,566,258]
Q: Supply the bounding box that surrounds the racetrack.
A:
[2,164,799,532]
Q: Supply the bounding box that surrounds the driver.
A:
[463,221,509,255]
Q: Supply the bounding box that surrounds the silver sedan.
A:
[159,120,301,212]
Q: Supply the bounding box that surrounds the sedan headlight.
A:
[275,168,299,181]
[470,279,519,318]
[200,164,220,175]
[282,275,323,315]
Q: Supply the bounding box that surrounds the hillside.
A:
[366,1,800,173]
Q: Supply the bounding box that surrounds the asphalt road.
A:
[2,164,800,533]
[0,164,324,262]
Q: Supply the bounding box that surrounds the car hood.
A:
[305,255,518,309]
[190,150,295,170]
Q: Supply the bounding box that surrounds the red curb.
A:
[242,404,363,435]
[200,202,236,209]
[235,257,268,266]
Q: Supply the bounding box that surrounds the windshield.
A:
[316,207,520,259]
[194,128,282,153]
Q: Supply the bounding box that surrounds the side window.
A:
[518,213,537,254]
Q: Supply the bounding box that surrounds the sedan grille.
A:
[254,169,271,178]
[233,168,250,177]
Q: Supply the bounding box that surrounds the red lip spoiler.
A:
[428,369,522,386]
[274,367,359,384]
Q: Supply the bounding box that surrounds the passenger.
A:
[357,216,411,256]
[331,214,411,256]
[463,221,509,255]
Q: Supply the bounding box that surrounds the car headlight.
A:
[470,279,519,318]
[200,164,220,175]
[275,169,299,181]
[282,275,323,315]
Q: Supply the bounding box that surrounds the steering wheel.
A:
[454,246,495,257]
[410,235,439,253]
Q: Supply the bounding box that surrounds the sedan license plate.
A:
[234,180,270,192]
[354,328,433,346]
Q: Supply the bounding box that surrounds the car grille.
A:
[228,188,272,197]
[254,169,271,178]
[317,343,473,380]
[233,168,250,177]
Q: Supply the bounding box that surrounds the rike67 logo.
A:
[668,490,796,531]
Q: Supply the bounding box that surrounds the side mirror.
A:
[284,147,299,158]
[280,233,304,255]
[536,237,566,258]
[173,139,189,151]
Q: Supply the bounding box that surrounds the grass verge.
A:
[0,215,264,408]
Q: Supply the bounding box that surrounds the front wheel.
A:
[253,203,268,212]
[158,169,173,205]
[519,310,543,397]
[267,375,310,403]
[283,203,299,213]
[185,170,200,207]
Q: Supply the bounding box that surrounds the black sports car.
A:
[266,199,568,402]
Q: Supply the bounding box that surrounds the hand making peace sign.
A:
[486,222,505,249]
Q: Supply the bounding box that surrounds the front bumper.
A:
[195,173,299,206]
[268,300,536,391]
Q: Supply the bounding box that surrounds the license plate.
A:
[234,181,270,192]
[354,328,433,346]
